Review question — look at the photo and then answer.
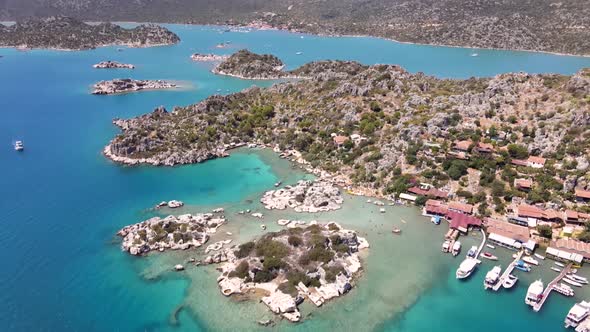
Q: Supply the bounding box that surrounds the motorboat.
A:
[456,258,478,279]
[525,279,544,306]
[515,260,531,272]
[295,51,303,55]
[555,262,566,268]
[442,240,451,253]
[471,53,479,57]
[553,283,575,297]
[466,245,477,258]
[486,244,496,249]
[534,253,546,260]
[392,227,402,235]
[484,265,502,290]
[502,274,518,289]
[551,267,562,273]
[482,252,498,260]
[523,256,539,266]
[569,275,589,285]
[431,215,441,225]
[452,241,462,257]
[565,301,590,328]
[14,140,24,151]
[563,277,583,287]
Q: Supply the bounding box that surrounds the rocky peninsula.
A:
[190,53,228,62]
[117,213,226,256]
[212,49,286,79]
[215,222,369,322]
[92,79,177,95]
[93,61,135,69]
[261,180,343,212]
[0,16,180,50]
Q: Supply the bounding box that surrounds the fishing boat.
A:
[482,252,498,260]
[525,280,544,306]
[456,258,478,279]
[523,256,539,266]
[466,245,477,258]
[551,267,562,272]
[534,253,546,260]
[452,241,462,257]
[442,240,451,253]
[555,262,566,268]
[502,274,518,289]
[565,301,590,328]
[569,275,589,285]
[484,266,502,290]
[563,277,583,287]
[14,140,24,151]
[392,227,402,234]
[486,244,496,249]
[553,283,574,297]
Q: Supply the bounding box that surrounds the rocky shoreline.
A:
[215,222,369,322]
[212,49,286,79]
[93,61,135,69]
[92,79,177,95]
[261,180,343,213]
[117,213,226,256]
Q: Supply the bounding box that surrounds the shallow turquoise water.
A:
[1,25,590,331]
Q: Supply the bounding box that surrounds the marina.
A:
[532,263,573,312]
[493,251,523,291]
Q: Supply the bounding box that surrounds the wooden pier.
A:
[532,263,573,312]
[492,250,523,291]
[475,228,486,259]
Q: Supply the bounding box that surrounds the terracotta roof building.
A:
[575,188,590,202]
[484,218,530,243]
[447,211,482,232]
[550,238,590,262]
[514,178,533,191]
[517,204,563,222]
[333,135,348,146]
[527,156,546,168]
[448,201,474,215]
[453,140,473,152]
[475,142,495,153]
[407,186,449,199]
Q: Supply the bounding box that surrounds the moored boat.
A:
[551,267,562,273]
[563,277,584,287]
[486,244,495,249]
[523,256,539,266]
[525,279,544,306]
[452,241,461,257]
[484,265,502,290]
[515,260,531,272]
[456,258,478,279]
[569,275,589,284]
[431,215,441,225]
[392,227,401,234]
[502,274,518,289]
[565,301,590,328]
[14,140,24,151]
[442,240,450,253]
[555,262,566,268]
[482,252,498,260]
[534,253,546,260]
[553,283,575,297]
[466,245,477,258]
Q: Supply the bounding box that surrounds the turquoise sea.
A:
[2,25,590,331]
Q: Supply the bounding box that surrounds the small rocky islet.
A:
[212,49,288,79]
[0,16,180,50]
[92,79,177,95]
[93,61,135,69]
[261,180,343,213]
[190,53,228,62]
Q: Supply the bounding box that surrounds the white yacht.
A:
[467,245,478,258]
[502,274,518,289]
[554,283,575,297]
[569,275,589,285]
[484,265,502,290]
[564,277,584,288]
[14,140,24,151]
[534,253,546,260]
[452,241,461,257]
[525,279,544,306]
[523,256,539,266]
[556,262,566,268]
[456,258,478,279]
[565,301,590,328]
[442,240,450,253]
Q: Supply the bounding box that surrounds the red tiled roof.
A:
[575,188,590,199]
[448,201,474,214]
[427,188,449,199]
[566,210,579,220]
[447,211,482,230]
[514,178,532,189]
[511,159,529,166]
[484,217,530,243]
[552,239,590,259]
[454,140,472,151]
[517,204,544,219]
[333,135,348,145]
[527,156,546,165]
[408,187,429,196]
[477,142,495,152]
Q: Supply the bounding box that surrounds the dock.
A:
[492,250,523,291]
[474,228,486,259]
[532,263,572,312]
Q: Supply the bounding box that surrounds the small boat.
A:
[523,256,539,266]
[502,274,518,289]
[486,244,496,249]
[471,53,479,57]
[14,140,24,151]
[534,253,546,260]
[392,227,401,234]
[525,279,544,306]
[482,252,498,260]
[466,245,477,258]
[563,277,583,287]
[295,51,303,55]
[569,275,589,284]
[484,265,502,290]
[442,240,450,253]
[431,215,441,225]
[452,241,462,257]
[553,283,574,297]
[456,258,478,279]
[551,267,562,272]
[555,262,565,268]
[274,181,282,187]
[515,260,531,272]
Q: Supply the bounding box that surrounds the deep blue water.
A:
[1,25,590,331]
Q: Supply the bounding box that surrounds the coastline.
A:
[0,41,178,52]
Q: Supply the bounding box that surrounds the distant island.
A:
[212,49,286,79]
[0,16,180,50]
[92,79,177,95]
[93,61,135,69]
[2,1,590,56]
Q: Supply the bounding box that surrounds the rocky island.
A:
[0,16,180,50]
[190,53,228,62]
[261,180,343,212]
[93,61,135,69]
[117,213,225,256]
[212,49,286,79]
[92,79,177,95]
[216,222,369,322]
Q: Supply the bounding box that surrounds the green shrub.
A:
[235,241,255,258]
[228,261,249,279]
[288,235,303,247]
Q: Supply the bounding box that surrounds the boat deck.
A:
[533,263,573,312]
[493,250,523,291]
